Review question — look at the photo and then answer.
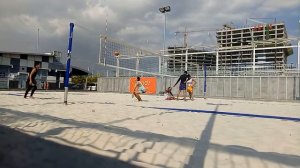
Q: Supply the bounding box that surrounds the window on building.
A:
[39,69,48,77]
[10,58,20,73]
[27,67,32,73]
[42,56,49,62]
[20,54,28,59]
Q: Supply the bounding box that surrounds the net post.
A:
[116,57,120,77]
[64,22,74,105]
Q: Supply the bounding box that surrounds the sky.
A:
[0,0,299,74]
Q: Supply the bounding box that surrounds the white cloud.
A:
[118,25,159,36]
[260,0,300,12]
[47,18,69,36]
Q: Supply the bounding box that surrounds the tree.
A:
[87,75,98,85]
[71,76,86,85]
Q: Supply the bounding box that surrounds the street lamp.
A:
[159,6,171,74]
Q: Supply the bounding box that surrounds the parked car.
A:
[87,83,97,91]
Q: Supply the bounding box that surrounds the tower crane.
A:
[174,27,219,48]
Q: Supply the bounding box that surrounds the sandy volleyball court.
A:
[0,91,300,168]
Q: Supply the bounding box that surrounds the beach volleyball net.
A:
[98,36,201,77]
[98,36,160,77]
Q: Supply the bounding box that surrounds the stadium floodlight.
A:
[159,6,171,73]
[164,6,171,12]
[159,7,165,13]
[159,6,171,13]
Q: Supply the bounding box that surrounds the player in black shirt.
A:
[24,62,40,98]
[173,71,189,100]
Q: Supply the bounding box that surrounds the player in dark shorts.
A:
[173,71,189,101]
[24,62,40,98]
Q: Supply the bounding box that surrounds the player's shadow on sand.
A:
[0,125,137,168]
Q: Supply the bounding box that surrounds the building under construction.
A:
[166,47,216,72]
[216,22,293,70]
[166,22,293,74]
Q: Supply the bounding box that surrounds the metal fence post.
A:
[244,76,246,98]
[223,77,225,97]
[277,77,279,100]
[251,77,254,99]
[286,77,288,100]
[260,76,262,99]
[217,77,219,97]
[197,65,200,97]
[237,77,239,97]
[268,76,270,99]
[230,76,232,98]
[210,77,212,97]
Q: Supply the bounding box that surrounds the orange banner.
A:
[129,77,157,94]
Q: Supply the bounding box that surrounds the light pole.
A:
[159,6,171,74]
[298,19,300,70]
[298,37,300,71]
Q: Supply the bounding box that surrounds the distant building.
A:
[0,51,88,89]
[167,47,216,72]
[216,22,293,69]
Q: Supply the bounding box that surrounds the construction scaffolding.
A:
[166,47,216,73]
[216,22,293,69]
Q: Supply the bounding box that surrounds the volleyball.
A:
[113,51,120,57]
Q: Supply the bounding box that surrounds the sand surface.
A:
[0,91,300,168]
